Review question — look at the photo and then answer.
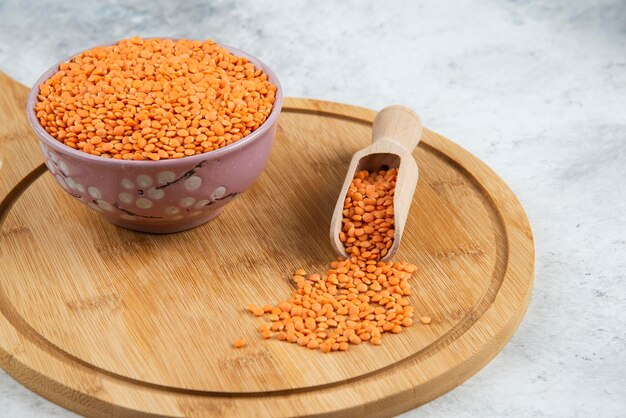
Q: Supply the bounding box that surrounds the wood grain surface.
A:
[0,72,534,417]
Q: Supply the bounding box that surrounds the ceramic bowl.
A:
[26,41,283,233]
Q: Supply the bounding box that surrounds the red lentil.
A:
[35,37,277,160]
[340,169,397,260]
[245,169,430,352]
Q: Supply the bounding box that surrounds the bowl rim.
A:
[26,38,283,166]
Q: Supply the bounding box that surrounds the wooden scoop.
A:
[330,105,423,261]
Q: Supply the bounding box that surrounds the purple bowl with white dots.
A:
[26,42,283,233]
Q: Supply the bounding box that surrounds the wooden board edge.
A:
[0,346,162,418]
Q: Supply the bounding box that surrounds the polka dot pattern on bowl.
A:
[40,146,238,221]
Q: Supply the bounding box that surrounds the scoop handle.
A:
[371,105,423,152]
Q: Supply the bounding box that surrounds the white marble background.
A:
[0,0,624,417]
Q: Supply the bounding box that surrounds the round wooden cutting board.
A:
[0,72,534,417]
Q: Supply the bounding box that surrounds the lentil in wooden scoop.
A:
[330,105,423,262]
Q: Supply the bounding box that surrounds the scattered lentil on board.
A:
[232,339,246,348]
[245,169,428,353]
[34,37,277,160]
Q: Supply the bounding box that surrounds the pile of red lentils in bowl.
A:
[34,37,277,160]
